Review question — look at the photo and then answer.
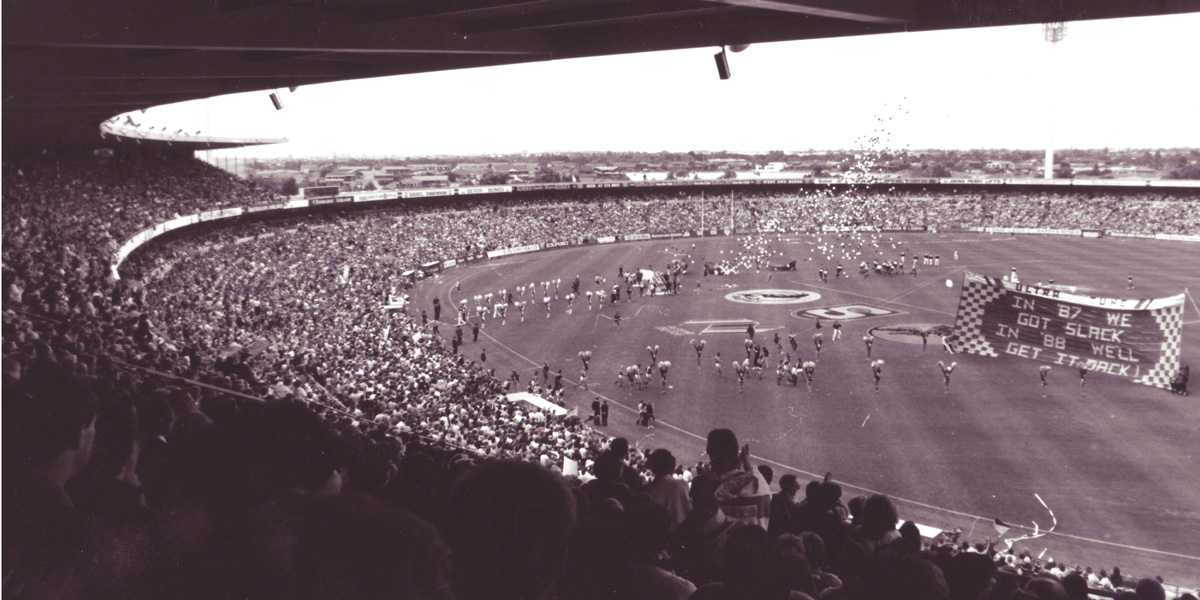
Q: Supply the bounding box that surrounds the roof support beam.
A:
[699,0,914,24]
[2,40,549,56]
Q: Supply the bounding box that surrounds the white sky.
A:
[139,13,1200,158]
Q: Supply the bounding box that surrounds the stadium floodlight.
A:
[1043,21,1067,44]
[1042,22,1067,179]
[714,47,731,80]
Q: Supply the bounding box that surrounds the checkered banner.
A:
[950,272,1184,390]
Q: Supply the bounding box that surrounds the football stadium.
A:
[5,3,1200,600]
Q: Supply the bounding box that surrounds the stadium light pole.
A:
[1043,22,1067,179]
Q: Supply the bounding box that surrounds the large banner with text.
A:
[950,272,1184,389]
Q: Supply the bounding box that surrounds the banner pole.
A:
[1186,288,1200,321]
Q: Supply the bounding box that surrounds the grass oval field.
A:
[413,232,1200,586]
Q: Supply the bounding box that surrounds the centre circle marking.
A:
[725,289,821,305]
[869,323,954,345]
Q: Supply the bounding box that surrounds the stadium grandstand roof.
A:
[97,119,288,150]
[5,0,1200,149]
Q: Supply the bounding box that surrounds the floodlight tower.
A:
[1043,22,1067,179]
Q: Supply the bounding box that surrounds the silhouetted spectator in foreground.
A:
[1134,578,1167,600]
[940,551,996,600]
[690,524,816,600]
[625,497,696,600]
[3,367,99,599]
[1061,571,1089,600]
[899,519,922,550]
[852,494,901,554]
[797,531,843,595]
[670,472,736,588]
[1021,576,1069,600]
[757,464,774,486]
[768,474,801,537]
[581,450,634,509]
[286,491,454,600]
[445,460,576,600]
[641,448,691,528]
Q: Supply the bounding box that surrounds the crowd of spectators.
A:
[5,153,1200,599]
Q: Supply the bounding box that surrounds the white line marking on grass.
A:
[888,272,960,301]
[635,304,666,317]
[477,259,529,268]
[968,258,1054,268]
[635,432,657,450]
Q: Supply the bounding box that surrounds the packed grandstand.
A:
[5,152,1199,600]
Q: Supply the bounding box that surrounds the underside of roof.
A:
[5,0,1200,149]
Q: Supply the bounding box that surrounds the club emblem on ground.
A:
[869,323,954,345]
[792,304,898,320]
[725,289,821,305]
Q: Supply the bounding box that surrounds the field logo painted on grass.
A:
[793,305,898,320]
[870,323,953,345]
[725,289,820,305]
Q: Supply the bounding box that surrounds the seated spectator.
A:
[1060,571,1088,600]
[641,448,691,528]
[582,449,634,509]
[609,437,644,491]
[846,495,865,527]
[1109,566,1124,588]
[851,494,901,554]
[899,520,922,551]
[1022,576,1069,600]
[795,480,852,567]
[796,532,842,594]
[758,465,774,487]
[768,473,801,537]
[773,534,819,597]
[135,392,175,489]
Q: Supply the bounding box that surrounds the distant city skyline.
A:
[133,13,1200,159]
